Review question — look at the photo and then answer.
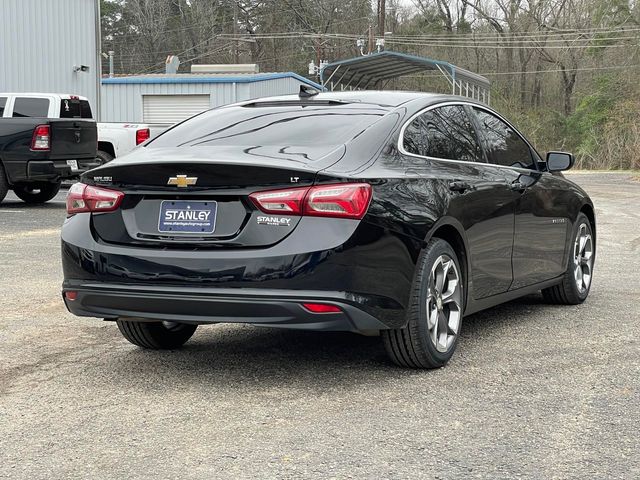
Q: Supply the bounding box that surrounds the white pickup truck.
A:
[0,93,169,164]
[97,122,168,163]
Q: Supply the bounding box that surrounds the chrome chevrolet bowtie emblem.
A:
[167,175,197,188]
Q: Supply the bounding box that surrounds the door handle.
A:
[449,181,471,193]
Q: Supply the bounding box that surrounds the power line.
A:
[385,34,640,45]
[384,38,638,49]
[402,63,640,79]
[481,64,640,76]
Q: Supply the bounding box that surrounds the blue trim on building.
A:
[102,72,323,90]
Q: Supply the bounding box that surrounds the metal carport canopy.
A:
[320,51,491,103]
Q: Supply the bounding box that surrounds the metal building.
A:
[100,73,323,124]
[0,0,101,112]
[321,51,491,104]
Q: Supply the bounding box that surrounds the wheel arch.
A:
[579,202,596,245]
[424,218,471,308]
[97,141,116,158]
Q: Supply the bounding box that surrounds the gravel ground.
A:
[0,173,638,479]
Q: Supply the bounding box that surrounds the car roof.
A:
[244,90,485,109]
[245,90,439,107]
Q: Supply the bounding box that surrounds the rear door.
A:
[402,104,516,299]
[471,107,568,289]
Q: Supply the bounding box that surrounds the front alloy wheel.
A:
[573,223,593,294]
[542,212,595,304]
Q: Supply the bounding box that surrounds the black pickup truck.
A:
[0,95,98,204]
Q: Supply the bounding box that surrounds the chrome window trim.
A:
[397,100,541,174]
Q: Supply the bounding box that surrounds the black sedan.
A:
[61,91,595,368]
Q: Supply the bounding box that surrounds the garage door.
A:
[142,94,210,124]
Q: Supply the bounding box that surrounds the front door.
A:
[510,171,571,288]
[471,107,568,290]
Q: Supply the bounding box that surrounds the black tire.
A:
[116,319,197,349]
[13,181,62,204]
[96,150,115,165]
[382,238,465,369]
[0,162,8,203]
[542,212,594,305]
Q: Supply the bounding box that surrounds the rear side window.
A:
[12,97,50,117]
[403,105,481,162]
[0,97,7,116]
[60,99,93,119]
[473,108,535,169]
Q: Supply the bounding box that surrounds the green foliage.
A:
[566,75,621,159]
[563,74,640,169]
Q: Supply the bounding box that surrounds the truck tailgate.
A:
[49,119,97,160]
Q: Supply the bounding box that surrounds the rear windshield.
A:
[60,99,93,119]
[148,103,388,158]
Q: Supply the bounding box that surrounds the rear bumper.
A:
[62,283,390,332]
[26,159,101,182]
[61,212,418,330]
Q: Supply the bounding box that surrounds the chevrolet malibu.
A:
[61,91,595,368]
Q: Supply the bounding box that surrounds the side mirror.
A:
[546,151,574,172]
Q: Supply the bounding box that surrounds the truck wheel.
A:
[116,320,197,349]
[96,150,114,165]
[0,163,8,203]
[13,181,62,204]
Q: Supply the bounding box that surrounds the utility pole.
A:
[108,51,114,78]
[367,25,374,54]
[233,1,239,63]
[378,0,386,38]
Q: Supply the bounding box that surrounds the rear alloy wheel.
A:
[116,319,198,349]
[382,238,464,369]
[13,181,62,204]
[542,212,594,304]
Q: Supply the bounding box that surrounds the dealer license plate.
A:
[66,160,78,171]
[158,201,217,234]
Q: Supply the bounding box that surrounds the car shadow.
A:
[0,199,65,209]
[104,293,553,393]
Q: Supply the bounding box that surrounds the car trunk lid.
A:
[84,145,345,248]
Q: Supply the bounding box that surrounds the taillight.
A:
[135,128,150,145]
[305,183,372,219]
[249,183,372,220]
[249,188,307,215]
[66,182,124,214]
[31,125,50,151]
